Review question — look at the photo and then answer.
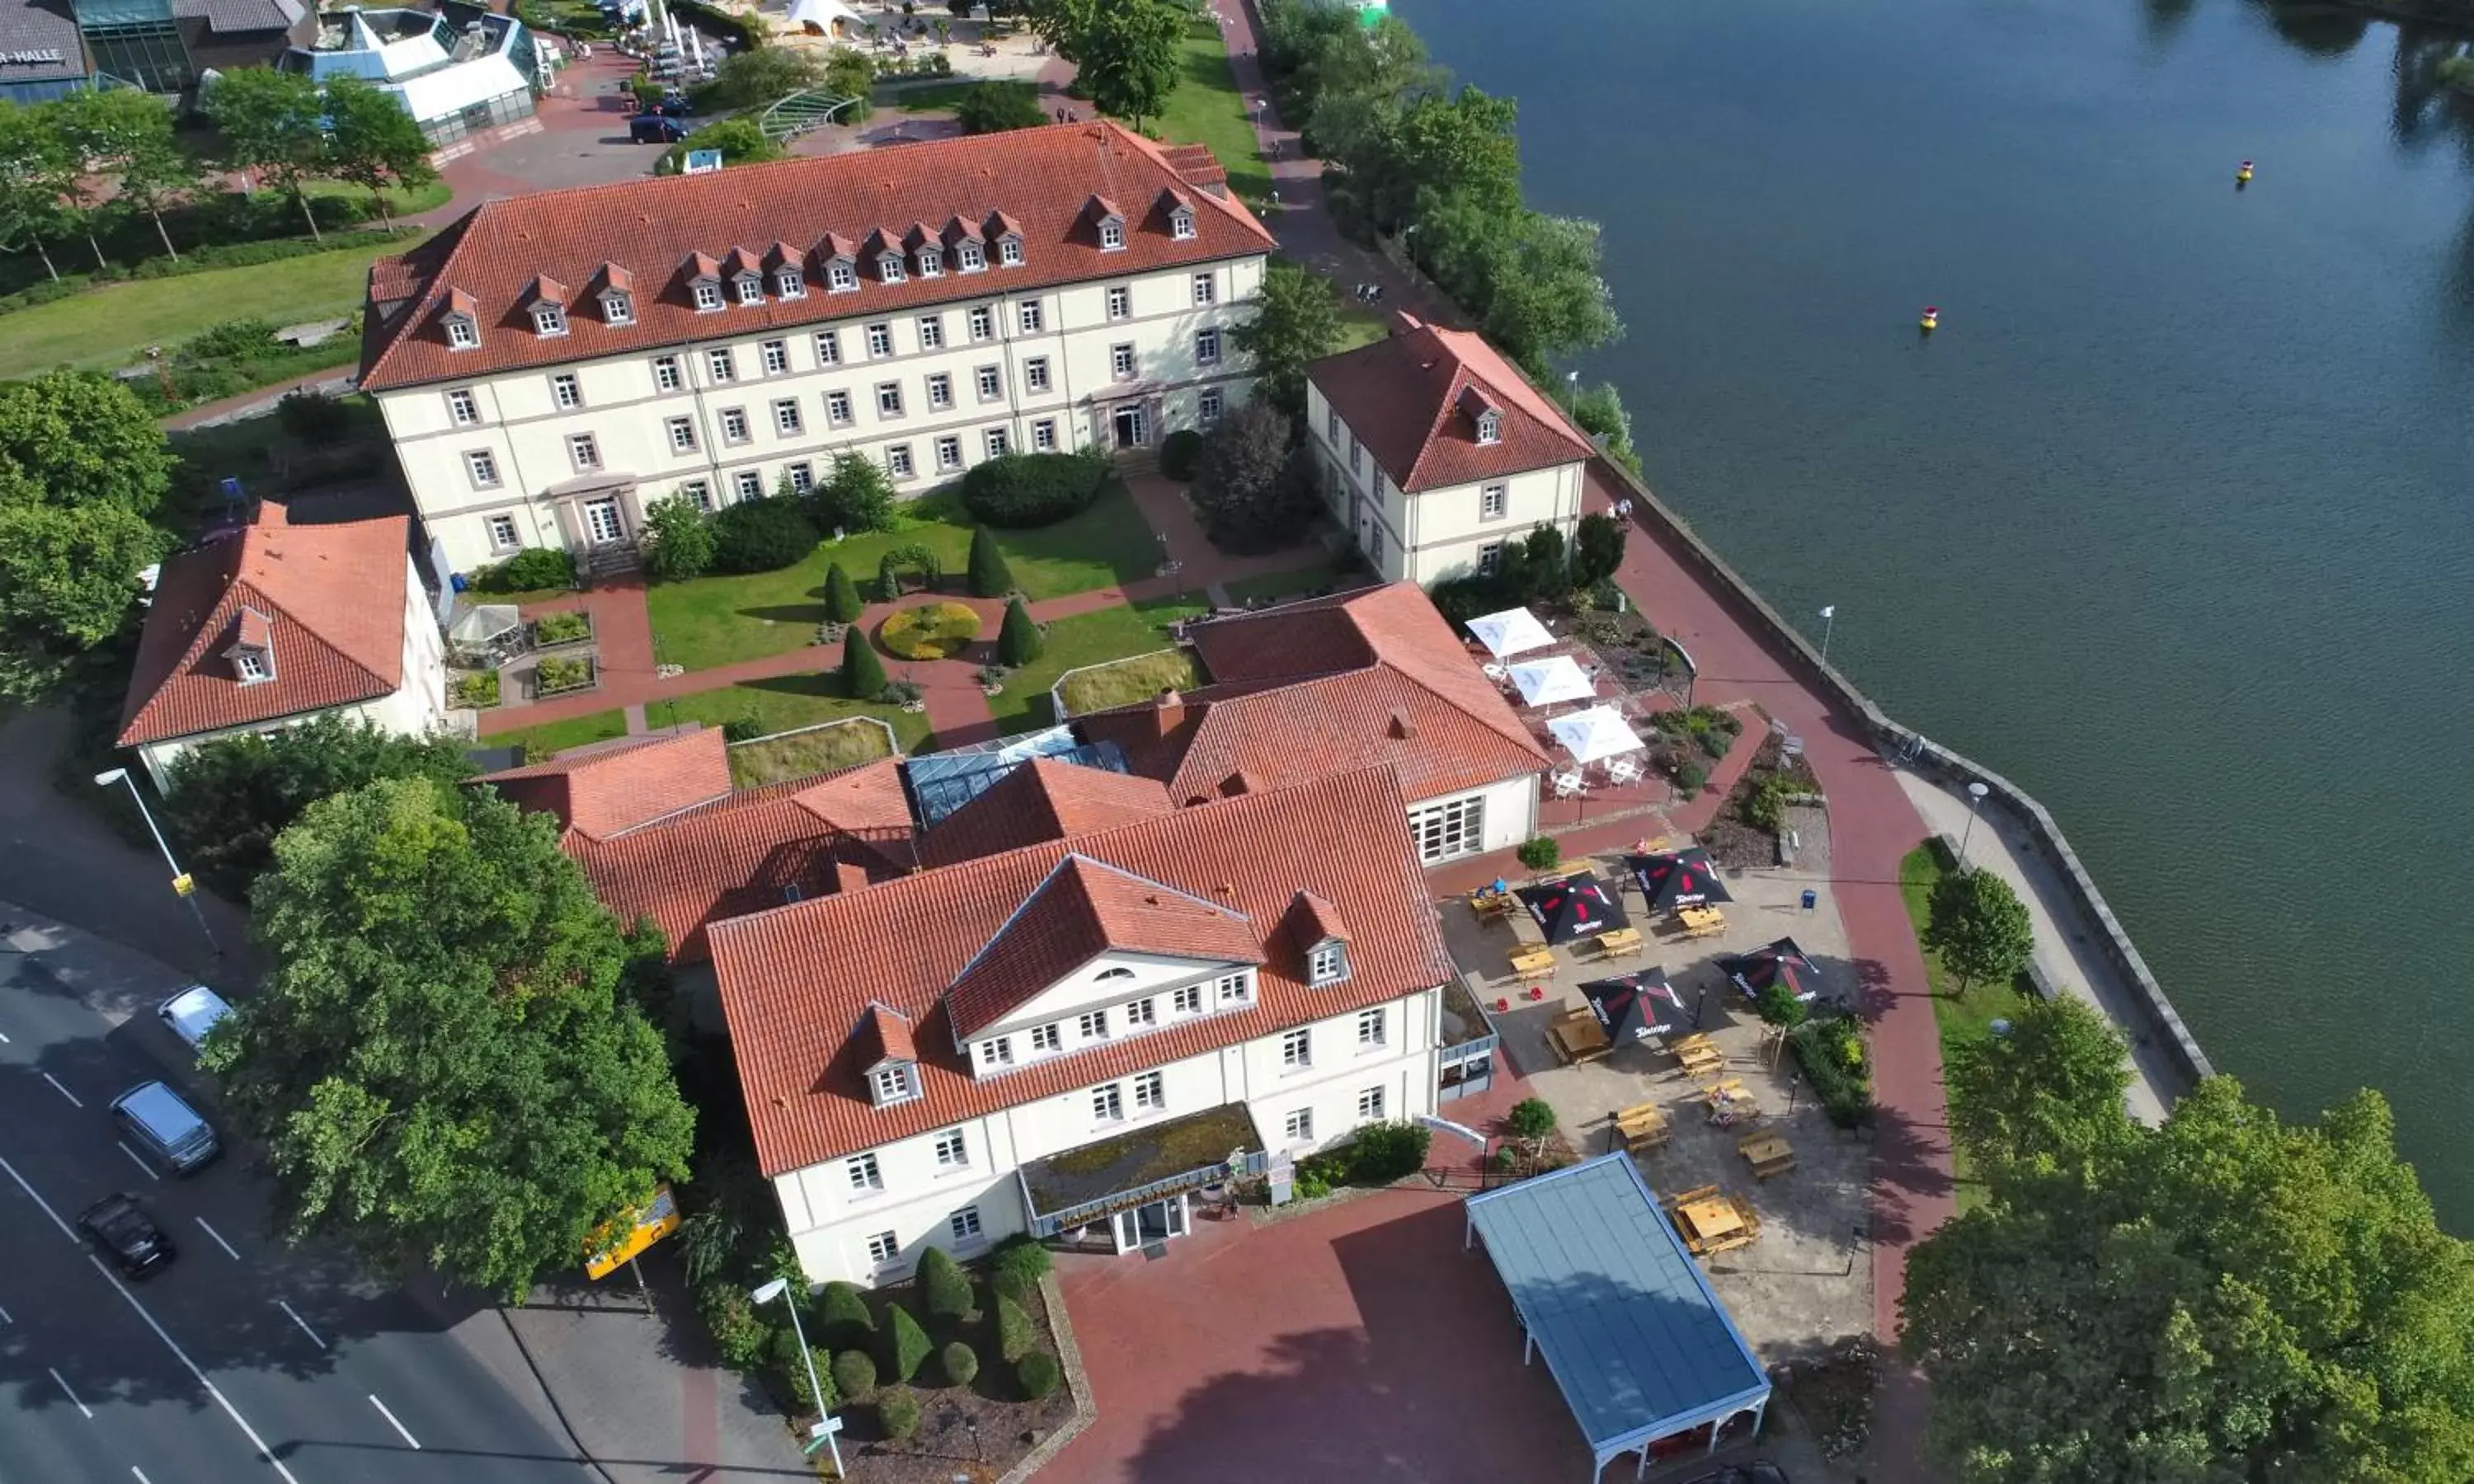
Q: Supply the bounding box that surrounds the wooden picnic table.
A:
[1739,1131,1796,1179]
[1672,1034,1724,1078]
[1615,1100,1669,1152]
[1678,905,1727,937]
[1663,1184,1762,1256]
[1547,1006,1609,1064]
[1595,927,1644,960]
[1509,945,1557,979]
[1470,890,1516,919]
[1704,1078,1761,1127]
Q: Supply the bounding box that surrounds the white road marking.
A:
[117,1143,161,1181]
[0,1026,12,1041]
[275,1300,325,1350]
[0,1301,12,1322]
[133,1469,153,1483]
[0,1153,77,1241]
[39,1073,82,1108]
[369,1392,421,1449]
[88,1255,302,1484]
[195,1217,240,1261]
[47,1367,92,1419]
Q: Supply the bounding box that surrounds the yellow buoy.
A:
[1919,305,1940,332]
[2236,159,2254,185]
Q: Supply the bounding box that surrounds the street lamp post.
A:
[1818,605,1837,667]
[93,768,219,957]
[753,1278,841,1477]
[1958,781,1989,869]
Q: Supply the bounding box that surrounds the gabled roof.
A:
[1075,584,1547,805]
[359,122,1276,392]
[118,502,411,747]
[1309,315,1594,493]
[943,855,1263,1039]
[1287,890,1351,947]
[854,1003,916,1070]
[474,727,733,842]
[918,758,1175,867]
[710,768,1452,1175]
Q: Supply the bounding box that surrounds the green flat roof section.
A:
[1018,1101,1263,1219]
[1465,1154,1771,1468]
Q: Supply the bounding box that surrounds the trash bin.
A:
[1800,889,1817,912]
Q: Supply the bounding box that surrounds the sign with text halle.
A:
[584,1184,680,1280]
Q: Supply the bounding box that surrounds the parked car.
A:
[629,114,689,144]
[111,1080,220,1175]
[78,1193,176,1279]
[656,90,694,117]
[157,984,230,1057]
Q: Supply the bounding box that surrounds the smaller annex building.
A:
[1465,1154,1771,1481]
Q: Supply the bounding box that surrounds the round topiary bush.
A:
[940,1339,979,1386]
[876,1384,920,1439]
[830,1348,877,1400]
[958,451,1108,528]
[878,601,982,660]
[1159,428,1204,481]
[1016,1350,1061,1400]
[709,497,820,575]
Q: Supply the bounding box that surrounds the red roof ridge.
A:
[475,726,733,841]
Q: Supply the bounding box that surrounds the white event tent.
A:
[1468,607,1554,660]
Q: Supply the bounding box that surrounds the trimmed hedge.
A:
[823,561,864,622]
[769,1326,830,1411]
[965,524,1015,598]
[817,1280,875,1350]
[940,1339,979,1386]
[958,451,1108,528]
[710,498,820,575]
[995,1293,1035,1362]
[830,1347,877,1399]
[877,1384,921,1439]
[917,1245,976,1326]
[1017,1350,1061,1400]
[882,1303,932,1383]
[471,547,575,593]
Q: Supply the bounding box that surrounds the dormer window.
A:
[775,267,804,298]
[600,289,633,325]
[235,650,270,682]
[878,251,906,283]
[523,275,569,337]
[869,1065,917,1105]
[826,259,857,291]
[916,248,943,278]
[532,303,567,336]
[439,289,482,350]
[957,240,985,271]
[1098,218,1125,251]
[444,315,478,349]
[1308,940,1350,985]
[734,274,764,306]
[225,607,275,684]
[998,236,1023,267]
[1169,206,1196,241]
[692,281,722,312]
[1476,410,1502,444]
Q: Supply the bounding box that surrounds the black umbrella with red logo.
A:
[1515,873,1630,945]
[1577,970,1688,1044]
[1624,848,1734,913]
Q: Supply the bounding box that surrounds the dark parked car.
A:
[628,114,689,144]
[78,1193,176,1279]
[656,91,694,117]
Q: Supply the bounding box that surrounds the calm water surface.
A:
[1395,0,2474,1225]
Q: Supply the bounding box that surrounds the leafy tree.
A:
[998,595,1042,665]
[205,68,333,240]
[1926,866,2034,997]
[322,76,435,232]
[815,451,896,534]
[822,561,864,623]
[0,101,78,279]
[1191,400,1310,551]
[1571,511,1626,589]
[661,117,785,174]
[160,714,478,899]
[1076,0,1184,130]
[1903,1078,2474,1483]
[840,625,887,698]
[916,1244,976,1323]
[1944,995,2134,1181]
[56,87,195,263]
[1230,261,1343,419]
[1023,0,1098,60]
[700,46,822,111]
[954,79,1049,134]
[965,525,1014,598]
[641,495,716,582]
[1504,1097,1557,1142]
[824,48,876,123]
[202,778,694,1296]
[882,1302,932,1382]
[1753,979,1808,1029]
[1564,381,1642,477]
[0,371,176,516]
[1358,86,1522,235]
[1494,523,1570,604]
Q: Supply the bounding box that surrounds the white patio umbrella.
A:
[1548,705,1646,765]
[1507,655,1594,707]
[1467,607,1554,660]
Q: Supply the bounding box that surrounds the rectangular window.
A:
[1093,1083,1124,1123]
[1480,483,1507,519]
[1358,1086,1386,1120]
[829,260,858,292]
[1281,1028,1310,1068]
[1284,1108,1314,1143]
[999,237,1023,267]
[1126,997,1156,1028]
[1098,219,1124,251]
[1349,441,1363,476]
[445,317,478,350]
[1217,971,1251,1006]
[1111,344,1136,381]
[1192,272,1216,305]
[1171,209,1196,240]
[846,1152,883,1192]
[760,339,790,375]
[1477,541,1504,577]
[934,435,962,472]
[532,304,567,336]
[825,389,854,426]
[1198,387,1224,426]
[967,305,994,340]
[1076,1010,1108,1041]
[866,323,893,358]
[1173,984,1202,1014]
[654,355,684,392]
[975,364,1002,402]
[736,276,764,306]
[603,292,633,325]
[918,251,943,279]
[1029,1022,1061,1054]
[1024,356,1051,393]
[814,329,842,364]
[465,449,501,487]
[960,241,986,272]
[869,1066,914,1104]
[773,399,804,435]
[1032,417,1058,451]
[446,388,480,425]
[950,1206,982,1242]
[550,373,582,410]
[786,461,815,493]
[732,470,764,502]
[707,347,736,383]
[1310,943,1348,984]
[925,373,953,410]
[1106,284,1131,320]
[976,1035,1014,1068]
[917,314,944,350]
[1326,407,1340,442]
[694,282,723,312]
[1195,327,1221,365]
[1018,300,1043,333]
[878,255,906,284]
[682,479,715,512]
[485,513,519,550]
[666,416,697,453]
[777,269,805,299]
[568,434,600,472]
[1134,1071,1164,1111]
[1406,794,1486,864]
[886,444,915,478]
[877,383,905,417]
[721,407,750,444]
[983,427,1011,459]
[1357,1007,1385,1047]
[866,1229,898,1264]
[933,1128,968,1167]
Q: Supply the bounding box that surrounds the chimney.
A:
[835,860,870,895]
[1151,687,1184,742]
[1387,711,1418,740]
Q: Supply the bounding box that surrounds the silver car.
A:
[157,984,231,1057]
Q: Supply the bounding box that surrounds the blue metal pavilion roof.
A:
[1464,1154,1771,1469]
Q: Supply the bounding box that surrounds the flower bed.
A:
[1703,734,1822,866]
[878,602,982,660]
[1787,1013,1874,1128]
[449,671,499,708]
[533,654,597,697]
[529,609,593,648]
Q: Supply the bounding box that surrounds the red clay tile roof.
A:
[854,1004,916,1070]
[1075,583,1546,805]
[943,855,1264,1040]
[475,727,733,842]
[710,768,1452,1176]
[782,757,915,834]
[918,758,1176,867]
[118,502,411,748]
[1289,890,1351,947]
[1309,316,1593,493]
[358,121,1276,392]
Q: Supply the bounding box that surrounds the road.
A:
[0,934,596,1484]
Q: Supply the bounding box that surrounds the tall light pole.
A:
[1957,781,1989,869]
[752,1278,840,1477]
[94,768,219,957]
[1818,605,1837,666]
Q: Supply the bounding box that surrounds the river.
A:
[1392,0,2474,1226]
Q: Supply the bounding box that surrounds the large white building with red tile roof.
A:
[1305,314,1595,584]
[116,502,450,790]
[357,121,1272,575]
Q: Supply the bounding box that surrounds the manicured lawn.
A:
[0,238,406,373]
[644,481,1163,673]
[296,179,454,217]
[1055,645,1202,716]
[1899,839,2035,1214]
[493,708,631,760]
[882,81,977,113]
[646,674,933,753]
[1220,559,1351,606]
[1336,299,1390,351]
[724,716,903,787]
[990,599,1207,735]
[1155,20,1270,208]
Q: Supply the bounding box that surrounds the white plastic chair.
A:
[1607,757,1643,787]
[1551,769,1585,798]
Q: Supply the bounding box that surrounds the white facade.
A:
[1404,774,1539,867]
[377,258,1265,575]
[772,968,1444,1287]
[1302,380,1585,585]
[138,554,452,791]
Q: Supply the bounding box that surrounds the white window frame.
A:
[532,303,567,336]
[813,329,841,364]
[932,1128,968,1168]
[567,434,600,472]
[666,416,698,453]
[720,406,750,444]
[825,389,854,426]
[1480,484,1508,519]
[464,449,501,488]
[1032,417,1058,451]
[967,304,994,340]
[1198,387,1224,426]
[1310,942,1349,985]
[1126,997,1156,1029]
[760,339,790,375]
[917,314,944,349]
[706,347,736,383]
[828,260,858,292]
[1358,1086,1386,1121]
[1192,271,1216,304]
[1111,344,1136,381]
[693,281,723,312]
[1106,284,1131,320]
[1216,970,1252,1006]
[1281,1027,1311,1068]
[877,383,905,418]
[775,268,805,299]
[959,241,986,272]
[446,387,480,425]
[1133,1071,1164,1111]
[601,290,633,325]
[886,444,915,479]
[1172,208,1196,241]
[1017,299,1042,333]
[877,252,906,284]
[934,435,962,472]
[1477,410,1502,444]
[950,1207,982,1242]
[735,275,764,307]
[1076,1009,1109,1041]
[731,469,764,502]
[1092,1082,1124,1123]
[1285,1108,1314,1143]
[444,316,478,350]
[983,428,1010,459]
[681,479,715,512]
[976,1035,1014,1068]
[1477,541,1505,577]
[925,372,953,410]
[846,1151,884,1192]
[865,322,894,358]
[869,1065,915,1105]
[1195,326,1221,365]
[773,398,803,435]
[551,373,582,410]
[1024,356,1051,393]
[1098,219,1125,251]
[485,513,520,550]
[1172,984,1202,1015]
[786,461,815,493]
[975,364,1002,402]
[998,236,1023,267]
[1028,1022,1061,1054]
[865,1229,899,1264]
[916,248,943,278]
[1357,1007,1385,1048]
[1407,793,1487,864]
[653,355,683,392]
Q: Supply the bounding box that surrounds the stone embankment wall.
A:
[1592,454,2215,1093]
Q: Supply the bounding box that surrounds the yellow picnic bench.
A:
[1509,945,1557,979]
[1594,927,1644,960]
[1739,1130,1796,1180]
[1704,1078,1761,1128]
[1664,1185,1762,1257]
[1615,1101,1670,1153]
[1546,1007,1611,1065]
[1677,905,1727,938]
[1672,1033,1724,1078]
[1469,890,1516,919]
